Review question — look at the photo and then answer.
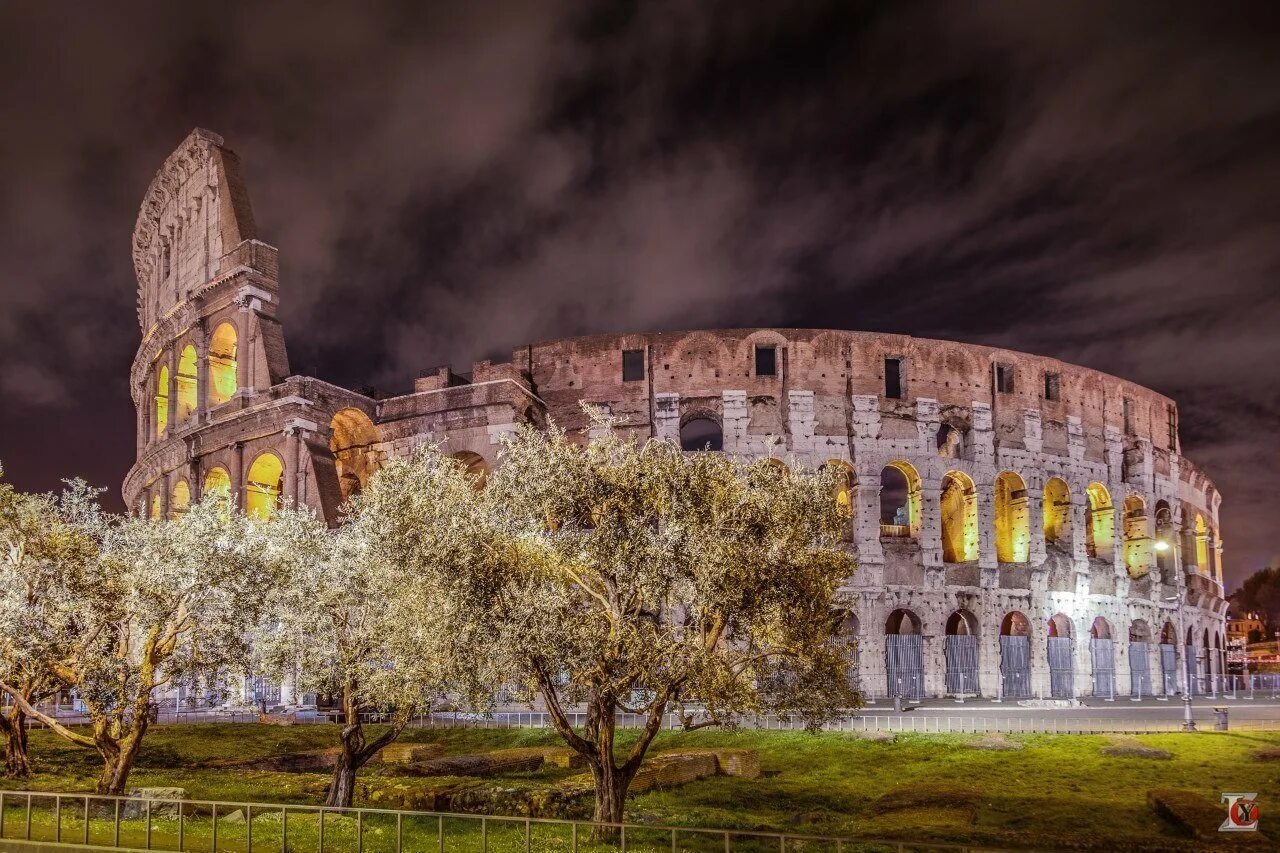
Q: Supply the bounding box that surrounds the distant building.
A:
[1227,611,1267,644]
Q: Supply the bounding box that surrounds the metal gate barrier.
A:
[1091,638,1115,697]
[1048,636,1074,698]
[1159,643,1177,695]
[885,633,925,700]
[1185,644,1200,694]
[999,634,1032,699]
[944,634,979,695]
[1129,641,1151,697]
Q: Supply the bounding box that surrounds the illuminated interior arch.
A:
[154,364,170,437]
[204,466,232,497]
[175,345,199,423]
[939,470,978,562]
[1047,613,1074,638]
[450,451,490,489]
[1085,482,1114,560]
[994,471,1030,563]
[149,493,162,519]
[245,453,284,520]
[1194,514,1209,571]
[879,461,921,538]
[330,408,381,501]
[823,460,856,540]
[1043,477,1070,544]
[208,323,238,405]
[170,480,190,519]
[1154,501,1173,574]
[1122,494,1149,576]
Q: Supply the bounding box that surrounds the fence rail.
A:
[0,790,1018,853]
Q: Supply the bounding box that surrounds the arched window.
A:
[936,424,962,458]
[175,345,199,423]
[1043,477,1070,545]
[330,408,381,501]
[451,451,490,489]
[994,471,1029,563]
[1085,482,1114,560]
[245,453,284,520]
[944,610,979,695]
[208,323,238,405]
[1194,514,1209,571]
[204,467,231,497]
[1154,501,1173,573]
[939,471,978,562]
[823,461,856,541]
[879,462,921,538]
[154,364,170,437]
[1122,494,1149,575]
[169,480,190,519]
[680,416,722,452]
[149,493,162,519]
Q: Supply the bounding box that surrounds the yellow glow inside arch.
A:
[245,453,284,520]
[169,480,190,519]
[175,345,198,423]
[204,467,231,497]
[154,365,169,436]
[209,323,238,405]
[149,493,162,519]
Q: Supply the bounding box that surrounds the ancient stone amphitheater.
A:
[126,130,1227,705]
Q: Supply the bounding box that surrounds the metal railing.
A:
[0,790,1017,853]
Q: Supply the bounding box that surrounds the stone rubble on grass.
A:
[1102,736,1171,760]
[121,787,187,819]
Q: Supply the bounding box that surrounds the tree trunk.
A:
[94,722,146,795]
[590,761,628,826]
[325,743,361,809]
[1,705,30,778]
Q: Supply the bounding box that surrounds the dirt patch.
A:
[220,748,339,772]
[869,784,981,824]
[1102,736,1171,760]
[970,733,1022,751]
[1253,746,1280,762]
[1146,788,1267,846]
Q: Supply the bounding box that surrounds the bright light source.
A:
[1153,540,1170,552]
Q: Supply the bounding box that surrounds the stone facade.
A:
[126,130,1227,702]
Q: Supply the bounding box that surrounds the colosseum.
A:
[126,129,1228,704]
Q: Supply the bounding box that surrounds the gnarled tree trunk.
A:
[1,704,31,778]
[324,680,405,809]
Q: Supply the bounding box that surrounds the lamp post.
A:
[1165,589,1196,731]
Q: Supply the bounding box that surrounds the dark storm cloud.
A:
[0,1,1277,586]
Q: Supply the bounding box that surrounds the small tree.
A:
[257,502,447,808]
[0,471,99,777]
[1,492,279,793]
[385,413,859,827]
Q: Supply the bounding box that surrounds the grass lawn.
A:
[2,723,1277,851]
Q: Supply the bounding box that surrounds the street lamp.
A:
[1165,591,1196,731]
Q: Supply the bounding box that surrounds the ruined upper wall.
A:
[132,128,258,331]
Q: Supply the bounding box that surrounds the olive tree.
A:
[385,413,859,827]
[0,471,99,777]
[257,502,449,808]
[1,492,280,794]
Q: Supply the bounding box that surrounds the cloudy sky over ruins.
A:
[0,1,1277,585]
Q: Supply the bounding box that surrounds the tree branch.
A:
[0,681,97,749]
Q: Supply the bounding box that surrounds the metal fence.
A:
[0,790,1016,853]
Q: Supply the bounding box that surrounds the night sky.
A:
[1,1,1277,588]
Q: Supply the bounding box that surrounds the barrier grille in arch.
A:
[1000,635,1032,699]
[945,635,979,695]
[1091,637,1115,697]
[1047,637,1074,698]
[1129,641,1152,697]
[884,634,925,700]
[1159,643,1177,695]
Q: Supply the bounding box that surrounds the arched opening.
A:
[884,608,923,700]
[208,323,238,405]
[175,345,199,424]
[1047,613,1074,698]
[1129,619,1152,697]
[245,453,284,520]
[823,461,856,541]
[879,461,921,538]
[149,493,162,520]
[1185,625,1201,695]
[154,364,170,438]
[936,424,962,458]
[1158,621,1177,696]
[1089,616,1115,698]
[450,451,490,489]
[833,610,860,692]
[204,467,231,497]
[939,471,978,562]
[944,610,979,695]
[1193,514,1209,573]
[1201,628,1212,686]
[1154,501,1173,574]
[1043,477,1070,546]
[994,471,1030,563]
[330,408,381,502]
[169,480,190,520]
[680,416,722,452]
[1085,482,1114,561]
[1000,612,1032,699]
[1122,494,1150,576]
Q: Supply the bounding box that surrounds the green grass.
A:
[3,723,1278,851]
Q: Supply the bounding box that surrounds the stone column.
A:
[1075,623,1093,700]
[1026,485,1047,565]
[722,391,748,453]
[919,482,944,570]
[852,478,884,584]
[922,622,945,698]
[1115,619,1131,698]
[283,428,299,508]
[653,393,681,443]
[229,441,245,511]
[166,347,178,435]
[788,390,815,461]
[977,476,998,581]
[196,333,211,423]
[1028,609,1051,699]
